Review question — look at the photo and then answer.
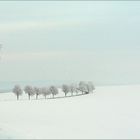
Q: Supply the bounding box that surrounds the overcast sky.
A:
[0,1,140,85]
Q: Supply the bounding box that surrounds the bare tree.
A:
[13,85,23,100]
[42,87,51,99]
[49,86,58,98]
[34,87,41,100]
[62,84,70,96]
[24,85,34,100]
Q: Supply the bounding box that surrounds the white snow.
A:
[0,85,140,139]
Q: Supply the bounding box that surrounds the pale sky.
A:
[0,1,140,85]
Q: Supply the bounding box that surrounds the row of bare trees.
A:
[12,81,95,100]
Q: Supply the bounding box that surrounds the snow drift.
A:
[0,85,140,139]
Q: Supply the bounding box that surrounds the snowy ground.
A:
[0,85,140,139]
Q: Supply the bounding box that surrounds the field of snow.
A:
[0,85,140,139]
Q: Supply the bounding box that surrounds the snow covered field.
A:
[0,85,140,139]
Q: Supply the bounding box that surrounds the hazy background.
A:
[0,1,140,90]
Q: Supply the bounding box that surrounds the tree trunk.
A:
[28,94,30,100]
[17,95,19,100]
[36,94,38,100]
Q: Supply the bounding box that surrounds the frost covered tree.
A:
[42,87,51,99]
[75,88,79,95]
[24,85,34,100]
[12,85,23,100]
[78,81,87,94]
[34,87,41,100]
[49,86,58,98]
[87,81,95,93]
[69,83,77,96]
[62,84,70,96]
[78,81,95,94]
